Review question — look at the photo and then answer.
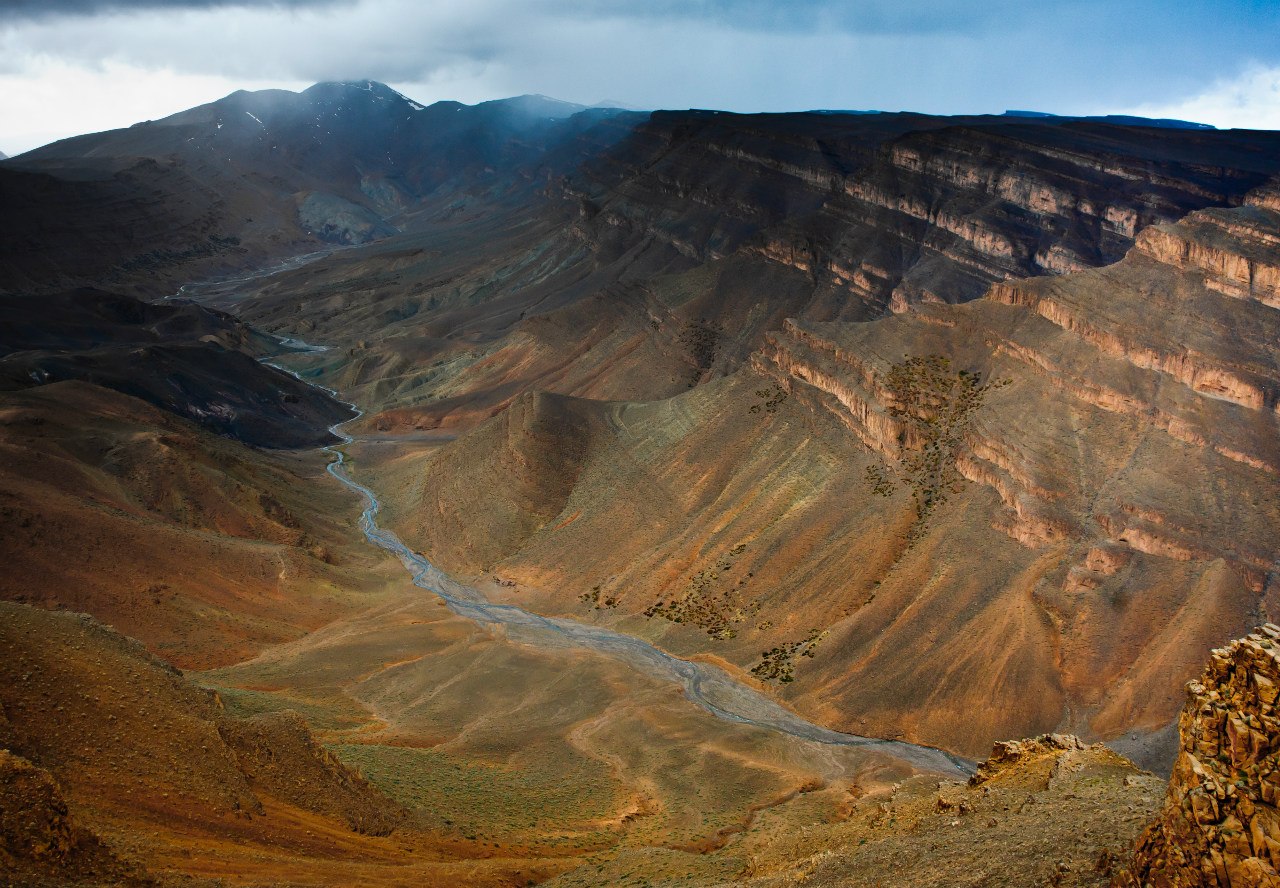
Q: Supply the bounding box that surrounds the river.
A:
[259,350,972,778]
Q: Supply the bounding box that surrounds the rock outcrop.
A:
[297,191,396,244]
[1119,627,1280,887]
[969,733,1089,785]
[724,730,1162,888]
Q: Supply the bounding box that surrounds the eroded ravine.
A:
[258,343,973,778]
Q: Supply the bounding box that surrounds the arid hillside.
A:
[207,112,1280,447]
[346,177,1280,762]
[0,380,390,669]
[0,601,535,887]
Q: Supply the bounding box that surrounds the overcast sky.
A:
[2,0,1280,155]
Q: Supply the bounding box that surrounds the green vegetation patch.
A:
[579,585,620,609]
[864,354,1008,533]
[203,685,370,732]
[750,628,829,683]
[748,383,788,415]
[328,743,623,841]
[644,543,755,639]
[680,318,721,387]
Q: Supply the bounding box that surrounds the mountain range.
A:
[3,81,1280,886]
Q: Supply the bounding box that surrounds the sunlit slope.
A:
[359,184,1280,761]
[0,601,565,887]
[202,584,931,860]
[0,381,391,668]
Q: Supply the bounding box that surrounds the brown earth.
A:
[7,86,1280,885]
[0,580,959,887]
[182,115,1280,764]
[201,582,936,859]
[546,734,1164,888]
[0,380,393,669]
[0,601,583,887]
[0,749,149,888]
[0,593,1170,888]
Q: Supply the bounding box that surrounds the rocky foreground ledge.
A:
[1118,626,1280,887]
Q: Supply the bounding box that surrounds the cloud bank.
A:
[1,0,1278,155]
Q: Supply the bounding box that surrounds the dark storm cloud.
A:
[562,0,1280,41]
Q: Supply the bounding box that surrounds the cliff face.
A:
[566,114,1280,319]
[214,112,1280,430]
[750,184,1280,750]
[1120,627,1280,887]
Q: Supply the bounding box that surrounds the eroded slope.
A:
[355,180,1280,762]
[0,381,388,668]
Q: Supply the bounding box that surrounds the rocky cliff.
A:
[1119,627,1280,887]
[565,113,1280,321]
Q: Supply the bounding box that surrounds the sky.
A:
[2,0,1280,155]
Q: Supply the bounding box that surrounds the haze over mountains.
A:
[3,80,1280,885]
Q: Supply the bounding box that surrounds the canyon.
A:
[2,81,1279,885]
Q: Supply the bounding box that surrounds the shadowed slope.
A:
[0,83,634,297]
[0,602,546,887]
[0,288,354,448]
[222,113,1280,436]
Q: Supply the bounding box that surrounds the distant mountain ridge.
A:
[0,81,1249,300]
[1003,109,1215,129]
[0,81,638,296]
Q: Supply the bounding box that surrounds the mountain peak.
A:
[303,80,427,111]
[477,94,588,120]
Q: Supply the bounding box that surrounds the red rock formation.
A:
[1119,627,1280,887]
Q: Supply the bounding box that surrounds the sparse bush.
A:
[750,628,828,682]
[644,544,754,638]
[864,354,1008,533]
[749,384,788,415]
